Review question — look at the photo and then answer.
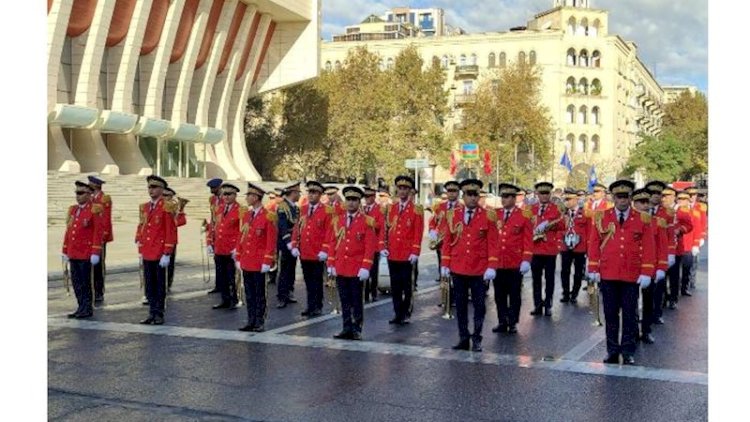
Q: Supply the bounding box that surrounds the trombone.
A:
[439,273,453,319]
[200,219,212,284]
[326,272,341,314]
[235,265,245,307]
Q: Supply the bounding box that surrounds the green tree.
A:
[245,96,280,179]
[662,91,708,177]
[623,134,691,181]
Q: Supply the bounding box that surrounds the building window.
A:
[566,105,576,123]
[441,55,449,69]
[576,17,586,36]
[386,58,393,70]
[567,48,576,66]
[378,59,385,71]
[591,135,600,153]
[581,17,589,36]
[518,51,526,64]
[529,51,537,65]
[566,76,576,94]
[565,134,575,152]
[335,60,342,70]
[579,105,588,124]
[592,106,600,124]
[578,77,589,95]
[591,79,602,95]
[579,49,589,67]
[567,17,576,35]
[591,19,600,37]
[324,61,332,71]
[577,134,587,152]
[460,54,466,66]
[488,53,496,68]
[463,80,473,95]
[470,53,477,65]
[592,50,601,67]
[499,52,507,68]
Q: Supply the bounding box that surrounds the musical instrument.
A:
[587,276,602,326]
[200,219,212,284]
[62,257,71,296]
[532,205,563,242]
[235,267,245,307]
[439,273,453,319]
[563,209,581,250]
[177,197,190,212]
[139,256,144,291]
[326,272,341,314]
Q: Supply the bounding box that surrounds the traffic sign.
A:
[405,158,430,169]
[460,143,479,160]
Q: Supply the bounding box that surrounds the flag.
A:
[449,151,458,176]
[559,151,573,173]
[587,165,598,192]
[483,150,492,175]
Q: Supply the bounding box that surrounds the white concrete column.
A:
[170,0,212,123]
[110,0,154,112]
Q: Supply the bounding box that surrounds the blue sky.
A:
[321,0,708,93]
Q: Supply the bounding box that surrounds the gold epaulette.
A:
[665,207,675,217]
[657,216,668,228]
[380,205,388,214]
[239,205,248,220]
[522,208,533,219]
[432,203,441,213]
[266,211,278,224]
[325,204,335,214]
[486,208,498,223]
[679,205,691,212]
[365,215,376,228]
[640,211,651,224]
[102,194,111,204]
[414,204,424,216]
[692,209,701,218]
[593,210,605,225]
[584,208,594,219]
[699,203,708,212]
[92,204,103,214]
[163,200,177,213]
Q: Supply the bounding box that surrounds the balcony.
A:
[454,94,476,106]
[454,65,479,79]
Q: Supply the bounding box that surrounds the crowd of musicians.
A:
[61,173,707,364]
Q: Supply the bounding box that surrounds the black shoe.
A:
[351,332,363,341]
[507,325,518,334]
[641,333,655,344]
[228,302,239,310]
[388,318,402,324]
[67,312,79,319]
[252,325,265,333]
[668,301,677,310]
[301,309,312,316]
[622,355,636,365]
[654,317,665,325]
[570,297,578,305]
[492,324,507,333]
[603,353,620,364]
[530,307,542,316]
[276,301,287,309]
[140,316,155,325]
[152,316,164,325]
[452,339,470,351]
[471,341,483,352]
[75,312,93,319]
[142,297,149,305]
[544,307,552,317]
[681,290,693,297]
[239,325,254,332]
[560,296,570,303]
[371,296,378,302]
[94,295,104,303]
[207,288,220,294]
[333,331,353,339]
[213,302,230,309]
[310,309,323,317]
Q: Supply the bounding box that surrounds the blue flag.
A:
[559,151,573,173]
[588,165,598,192]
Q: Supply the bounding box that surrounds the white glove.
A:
[428,229,438,242]
[483,268,496,281]
[231,249,237,260]
[656,270,666,281]
[380,250,389,258]
[317,251,328,262]
[535,220,549,233]
[327,266,337,277]
[286,242,293,251]
[61,254,69,263]
[90,254,100,266]
[235,260,241,270]
[667,254,675,268]
[408,254,419,265]
[519,261,531,275]
[291,247,300,258]
[357,268,370,281]
[261,264,270,273]
[206,245,214,255]
[692,246,700,256]
[588,272,601,283]
[158,254,170,268]
[637,275,652,289]
[440,266,450,277]
[699,239,705,248]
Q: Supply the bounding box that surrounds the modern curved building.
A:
[47,0,320,180]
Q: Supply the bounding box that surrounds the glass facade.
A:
[138,136,206,178]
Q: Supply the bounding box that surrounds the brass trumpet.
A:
[61,257,71,296]
[235,265,245,307]
[439,274,453,319]
[200,219,212,284]
[587,276,603,326]
[326,272,341,314]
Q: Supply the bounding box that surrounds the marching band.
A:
[61,175,707,364]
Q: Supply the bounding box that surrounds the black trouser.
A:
[167,246,177,289]
[388,260,414,321]
[213,254,220,290]
[493,269,522,327]
[337,276,364,334]
[601,280,639,356]
[70,259,93,315]
[453,273,487,343]
[93,243,106,298]
[365,252,380,301]
[641,279,656,335]
[215,254,237,305]
[412,259,419,289]
[680,253,694,293]
[301,259,325,312]
[277,249,297,302]
[668,254,683,303]
[143,259,167,318]
[653,276,666,319]
[243,271,267,327]
[560,250,586,299]
[531,254,557,309]
[435,247,442,281]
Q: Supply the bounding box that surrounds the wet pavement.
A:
[48,249,708,421]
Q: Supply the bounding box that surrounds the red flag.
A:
[483,150,492,175]
[449,151,458,176]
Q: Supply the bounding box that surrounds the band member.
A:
[63,181,104,319]
[687,187,707,290]
[383,175,424,325]
[209,183,243,310]
[276,182,301,308]
[87,176,111,303]
[585,183,613,212]
[291,181,333,317]
[163,187,187,292]
[515,189,527,210]
[645,181,676,323]
[136,176,177,325]
[588,180,656,365]
[206,178,223,294]
[236,183,278,332]
[660,187,694,309]
[492,183,532,334]
[428,181,461,283]
[440,179,498,352]
[327,187,377,340]
[677,191,702,298]
[324,185,346,218]
[529,182,563,316]
[559,188,591,304]
[410,187,420,292]
[377,187,392,207]
[362,186,386,302]
[265,187,283,285]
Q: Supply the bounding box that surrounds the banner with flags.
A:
[559,151,573,172]
[588,165,598,192]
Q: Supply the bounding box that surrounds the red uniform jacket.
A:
[384,200,424,261]
[495,207,533,270]
[236,207,278,271]
[135,198,177,261]
[531,202,563,256]
[91,190,113,243]
[441,207,499,276]
[63,202,104,259]
[585,198,613,212]
[560,207,591,254]
[210,202,243,255]
[363,202,386,251]
[291,202,333,260]
[652,215,670,274]
[681,206,702,252]
[327,212,377,277]
[692,202,708,242]
[654,205,692,255]
[587,208,656,282]
[206,195,222,244]
[173,211,186,244]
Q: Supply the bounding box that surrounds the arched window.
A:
[499,52,507,68]
[378,59,385,71]
[470,53,477,65]
[567,17,576,35]
[566,77,576,94]
[592,50,601,68]
[591,135,600,153]
[579,105,588,124]
[441,55,449,69]
[576,17,586,36]
[578,78,589,95]
[459,54,466,66]
[592,106,600,124]
[334,60,342,70]
[591,79,602,95]
[386,58,393,70]
[566,105,576,123]
[579,49,589,67]
[529,50,537,65]
[577,134,588,152]
[567,48,577,66]
[581,18,589,36]
[565,134,575,152]
[488,53,496,67]
[591,19,600,37]
[324,61,332,71]
[518,51,526,64]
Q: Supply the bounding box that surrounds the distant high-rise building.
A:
[384,7,446,37]
[663,86,699,103]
